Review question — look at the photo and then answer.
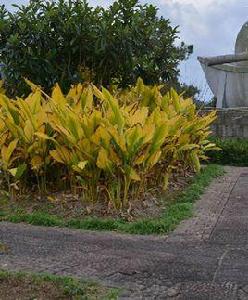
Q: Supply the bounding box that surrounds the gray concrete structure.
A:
[198,21,248,108]
[203,108,248,138]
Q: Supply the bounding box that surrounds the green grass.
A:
[0,269,119,299]
[0,164,224,235]
[208,138,248,166]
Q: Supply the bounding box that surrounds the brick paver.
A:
[1,166,248,299]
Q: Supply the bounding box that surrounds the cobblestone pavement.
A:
[1,167,248,299]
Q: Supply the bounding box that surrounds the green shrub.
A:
[0,0,192,97]
[208,138,248,166]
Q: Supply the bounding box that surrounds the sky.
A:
[1,0,248,100]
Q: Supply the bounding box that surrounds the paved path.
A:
[1,167,248,299]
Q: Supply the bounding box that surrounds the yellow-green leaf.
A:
[97,148,111,170]
[129,168,141,181]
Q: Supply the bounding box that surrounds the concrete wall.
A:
[203,108,248,138]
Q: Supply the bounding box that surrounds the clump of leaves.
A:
[0,79,218,210]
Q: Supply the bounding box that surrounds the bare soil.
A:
[0,170,194,221]
[0,272,110,300]
[0,276,67,300]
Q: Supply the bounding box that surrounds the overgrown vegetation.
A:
[0,269,119,299]
[0,0,192,97]
[208,138,248,166]
[0,164,224,234]
[0,78,218,212]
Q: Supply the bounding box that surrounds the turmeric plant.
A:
[0,79,218,209]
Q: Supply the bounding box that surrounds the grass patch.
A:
[208,138,248,166]
[0,164,224,235]
[0,269,119,300]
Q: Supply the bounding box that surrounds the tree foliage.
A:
[0,0,192,96]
